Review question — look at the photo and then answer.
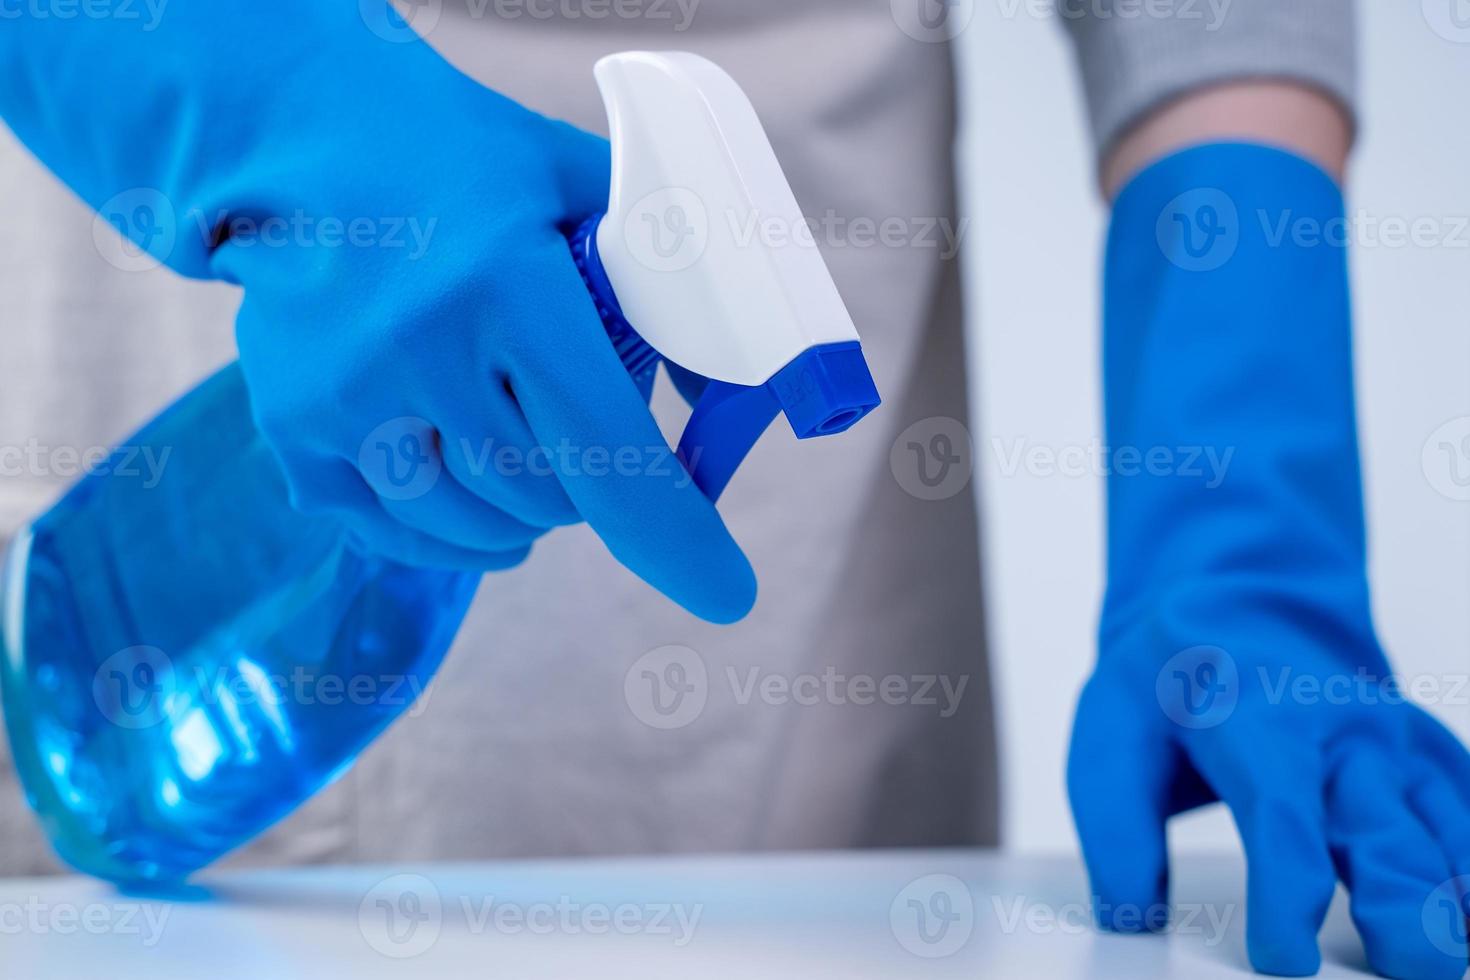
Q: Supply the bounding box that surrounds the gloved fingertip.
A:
[1072,808,1169,932]
[673,548,757,625]
[1240,858,1335,979]
[1363,931,1466,980]
[1091,896,1171,934]
[1067,676,1173,935]
[585,483,756,623]
[1348,889,1468,980]
[1246,934,1322,978]
[1081,856,1169,934]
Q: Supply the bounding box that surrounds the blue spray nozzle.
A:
[568,214,659,400]
[568,214,880,501]
[768,342,881,438]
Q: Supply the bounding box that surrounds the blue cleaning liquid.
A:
[0,364,480,884]
[0,212,874,886]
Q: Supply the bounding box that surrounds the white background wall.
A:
[956,2,1470,852]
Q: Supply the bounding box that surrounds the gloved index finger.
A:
[502,242,756,624]
[1326,744,1466,980]
[1189,736,1336,977]
[1066,671,1174,933]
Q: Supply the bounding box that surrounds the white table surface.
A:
[0,850,1382,979]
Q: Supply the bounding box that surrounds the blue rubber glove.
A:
[0,1,756,623]
[1069,144,1470,979]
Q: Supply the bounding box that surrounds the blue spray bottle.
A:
[0,52,879,885]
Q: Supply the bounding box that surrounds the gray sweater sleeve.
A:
[1060,0,1358,160]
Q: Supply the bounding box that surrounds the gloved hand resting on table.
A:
[0,0,756,623]
[1069,144,1470,980]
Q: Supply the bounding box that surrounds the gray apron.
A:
[0,0,994,874]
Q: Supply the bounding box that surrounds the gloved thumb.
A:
[1067,669,1175,932]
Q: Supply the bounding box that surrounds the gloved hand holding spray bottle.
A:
[0,4,878,885]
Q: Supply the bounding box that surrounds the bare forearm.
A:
[1101,80,1353,200]
[1059,0,1357,198]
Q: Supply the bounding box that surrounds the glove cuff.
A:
[1102,142,1369,631]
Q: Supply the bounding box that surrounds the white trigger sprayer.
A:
[568,51,881,500]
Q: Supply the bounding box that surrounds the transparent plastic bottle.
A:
[0,363,480,884]
[0,51,880,887]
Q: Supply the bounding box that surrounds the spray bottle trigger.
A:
[567,214,880,502]
[675,342,879,500]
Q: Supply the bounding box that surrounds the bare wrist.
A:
[1101,81,1353,201]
